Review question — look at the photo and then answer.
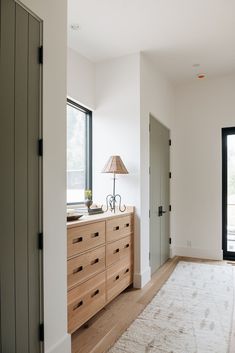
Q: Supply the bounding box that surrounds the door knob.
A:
[158,206,166,217]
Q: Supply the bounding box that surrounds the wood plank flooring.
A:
[72,256,235,353]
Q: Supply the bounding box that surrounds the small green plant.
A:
[84,189,92,200]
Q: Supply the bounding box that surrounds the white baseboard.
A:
[172,246,223,261]
[46,333,71,353]
[134,266,151,288]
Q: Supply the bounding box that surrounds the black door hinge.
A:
[169,172,172,179]
[38,46,43,64]
[169,237,172,245]
[39,323,44,342]
[169,139,171,146]
[38,139,43,156]
[38,233,43,250]
[169,205,172,212]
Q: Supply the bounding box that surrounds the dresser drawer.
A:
[67,246,105,289]
[68,272,106,333]
[106,258,133,302]
[106,215,132,243]
[67,221,105,258]
[106,235,132,267]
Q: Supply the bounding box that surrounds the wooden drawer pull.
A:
[115,275,120,281]
[73,266,83,274]
[125,243,130,248]
[91,258,99,265]
[125,268,130,273]
[125,223,130,227]
[73,300,83,311]
[91,289,99,298]
[91,232,99,238]
[113,226,119,231]
[113,248,120,254]
[72,236,83,244]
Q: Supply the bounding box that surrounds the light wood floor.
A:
[72,256,235,353]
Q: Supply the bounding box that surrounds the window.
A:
[67,99,92,204]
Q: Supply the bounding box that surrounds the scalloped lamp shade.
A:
[102,156,128,174]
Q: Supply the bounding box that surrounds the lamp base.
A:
[103,194,126,213]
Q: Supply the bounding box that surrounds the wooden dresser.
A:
[67,208,134,334]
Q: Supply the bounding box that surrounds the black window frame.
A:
[222,126,235,260]
[67,98,92,205]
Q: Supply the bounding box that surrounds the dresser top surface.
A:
[67,206,134,229]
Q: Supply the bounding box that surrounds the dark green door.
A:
[0,1,43,352]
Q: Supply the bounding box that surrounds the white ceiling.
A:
[68,0,235,83]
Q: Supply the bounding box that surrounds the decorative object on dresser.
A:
[67,208,83,222]
[67,207,134,334]
[102,155,128,213]
[74,204,104,216]
[84,189,93,210]
[88,206,104,215]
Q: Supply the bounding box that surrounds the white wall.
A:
[93,54,141,284]
[139,53,175,285]
[20,1,70,353]
[67,48,95,110]
[92,53,175,288]
[93,54,140,206]
[172,74,235,260]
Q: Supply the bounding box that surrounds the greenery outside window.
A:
[67,99,92,204]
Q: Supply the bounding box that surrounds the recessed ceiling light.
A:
[71,24,80,31]
[197,73,206,79]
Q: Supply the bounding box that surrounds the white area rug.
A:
[109,261,234,353]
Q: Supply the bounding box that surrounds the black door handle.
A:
[158,206,167,217]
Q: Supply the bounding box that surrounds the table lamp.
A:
[102,155,128,212]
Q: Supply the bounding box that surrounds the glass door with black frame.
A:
[222,127,235,260]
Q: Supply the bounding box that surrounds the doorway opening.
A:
[222,127,235,260]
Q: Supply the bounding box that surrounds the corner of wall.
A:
[171,246,223,261]
[46,333,71,353]
[133,266,151,288]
